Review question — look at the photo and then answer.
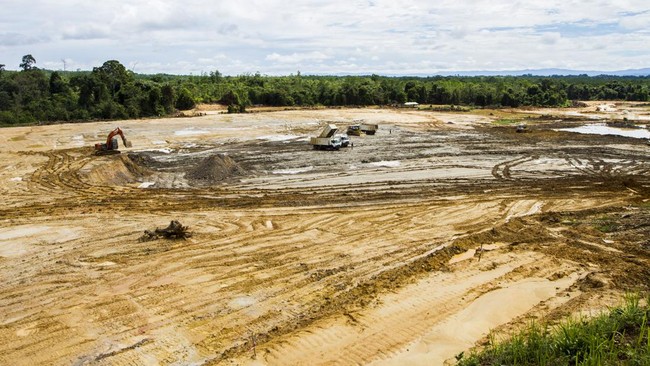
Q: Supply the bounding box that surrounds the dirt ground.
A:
[1,102,649,365]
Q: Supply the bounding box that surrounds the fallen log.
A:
[139,220,191,242]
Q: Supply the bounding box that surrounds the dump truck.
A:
[347,123,378,136]
[360,123,378,135]
[310,124,342,150]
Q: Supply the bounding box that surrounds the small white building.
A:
[402,102,419,108]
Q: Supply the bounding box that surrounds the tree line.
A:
[1,55,649,126]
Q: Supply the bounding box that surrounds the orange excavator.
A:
[94,127,133,155]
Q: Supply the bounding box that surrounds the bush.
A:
[458,293,650,366]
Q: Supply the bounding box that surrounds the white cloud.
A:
[0,0,648,74]
[0,32,49,46]
[541,32,562,45]
[62,24,110,40]
[266,51,330,63]
[618,11,650,30]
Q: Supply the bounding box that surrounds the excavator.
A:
[94,127,133,155]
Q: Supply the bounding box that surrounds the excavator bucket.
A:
[124,139,133,148]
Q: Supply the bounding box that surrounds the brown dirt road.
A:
[1,104,649,365]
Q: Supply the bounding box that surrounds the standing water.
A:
[557,124,650,139]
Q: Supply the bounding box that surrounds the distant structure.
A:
[402,102,419,108]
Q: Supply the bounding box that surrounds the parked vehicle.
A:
[338,134,350,147]
[347,123,378,135]
[360,123,378,135]
[94,127,133,155]
[310,124,342,150]
[347,125,362,136]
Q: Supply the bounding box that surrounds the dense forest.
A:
[1,55,649,126]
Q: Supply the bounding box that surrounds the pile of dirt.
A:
[84,154,153,185]
[186,154,245,182]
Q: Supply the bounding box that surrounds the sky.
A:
[1,0,649,75]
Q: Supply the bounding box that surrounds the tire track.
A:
[491,155,535,180]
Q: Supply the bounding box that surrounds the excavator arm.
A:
[94,127,132,154]
[105,128,132,148]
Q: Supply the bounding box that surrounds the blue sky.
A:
[1,0,649,75]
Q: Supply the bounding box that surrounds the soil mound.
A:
[84,154,152,185]
[186,154,245,182]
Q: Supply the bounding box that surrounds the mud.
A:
[0,103,649,365]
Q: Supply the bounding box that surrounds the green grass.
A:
[594,216,619,233]
[493,118,521,125]
[457,293,650,366]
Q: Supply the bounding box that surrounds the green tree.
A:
[19,54,36,71]
[93,60,132,97]
[209,70,223,83]
[175,87,195,110]
[49,72,68,94]
[161,84,175,112]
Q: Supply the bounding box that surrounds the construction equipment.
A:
[310,124,342,150]
[516,123,528,133]
[94,127,132,155]
[347,125,362,136]
[347,123,378,136]
[360,123,378,135]
[337,134,350,147]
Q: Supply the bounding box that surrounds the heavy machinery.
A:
[310,124,342,150]
[337,134,350,147]
[360,123,379,135]
[94,127,132,155]
[516,123,528,133]
[346,125,362,136]
[346,122,378,136]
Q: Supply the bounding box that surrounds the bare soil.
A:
[0,103,649,365]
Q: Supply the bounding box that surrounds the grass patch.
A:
[457,293,650,366]
[473,109,538,119]
[594,216,619,233]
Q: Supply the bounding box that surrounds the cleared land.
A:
[1,102,649,365]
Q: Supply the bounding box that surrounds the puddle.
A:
[154,148,173,154]
[138,182,156,188]
[558,124,650,139]
[258,134,302,142]
[369,160,401,168]
[272,166,314,174]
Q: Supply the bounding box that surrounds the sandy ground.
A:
[1,104,650,365]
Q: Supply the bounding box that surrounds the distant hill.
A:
[431,68,650,77]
